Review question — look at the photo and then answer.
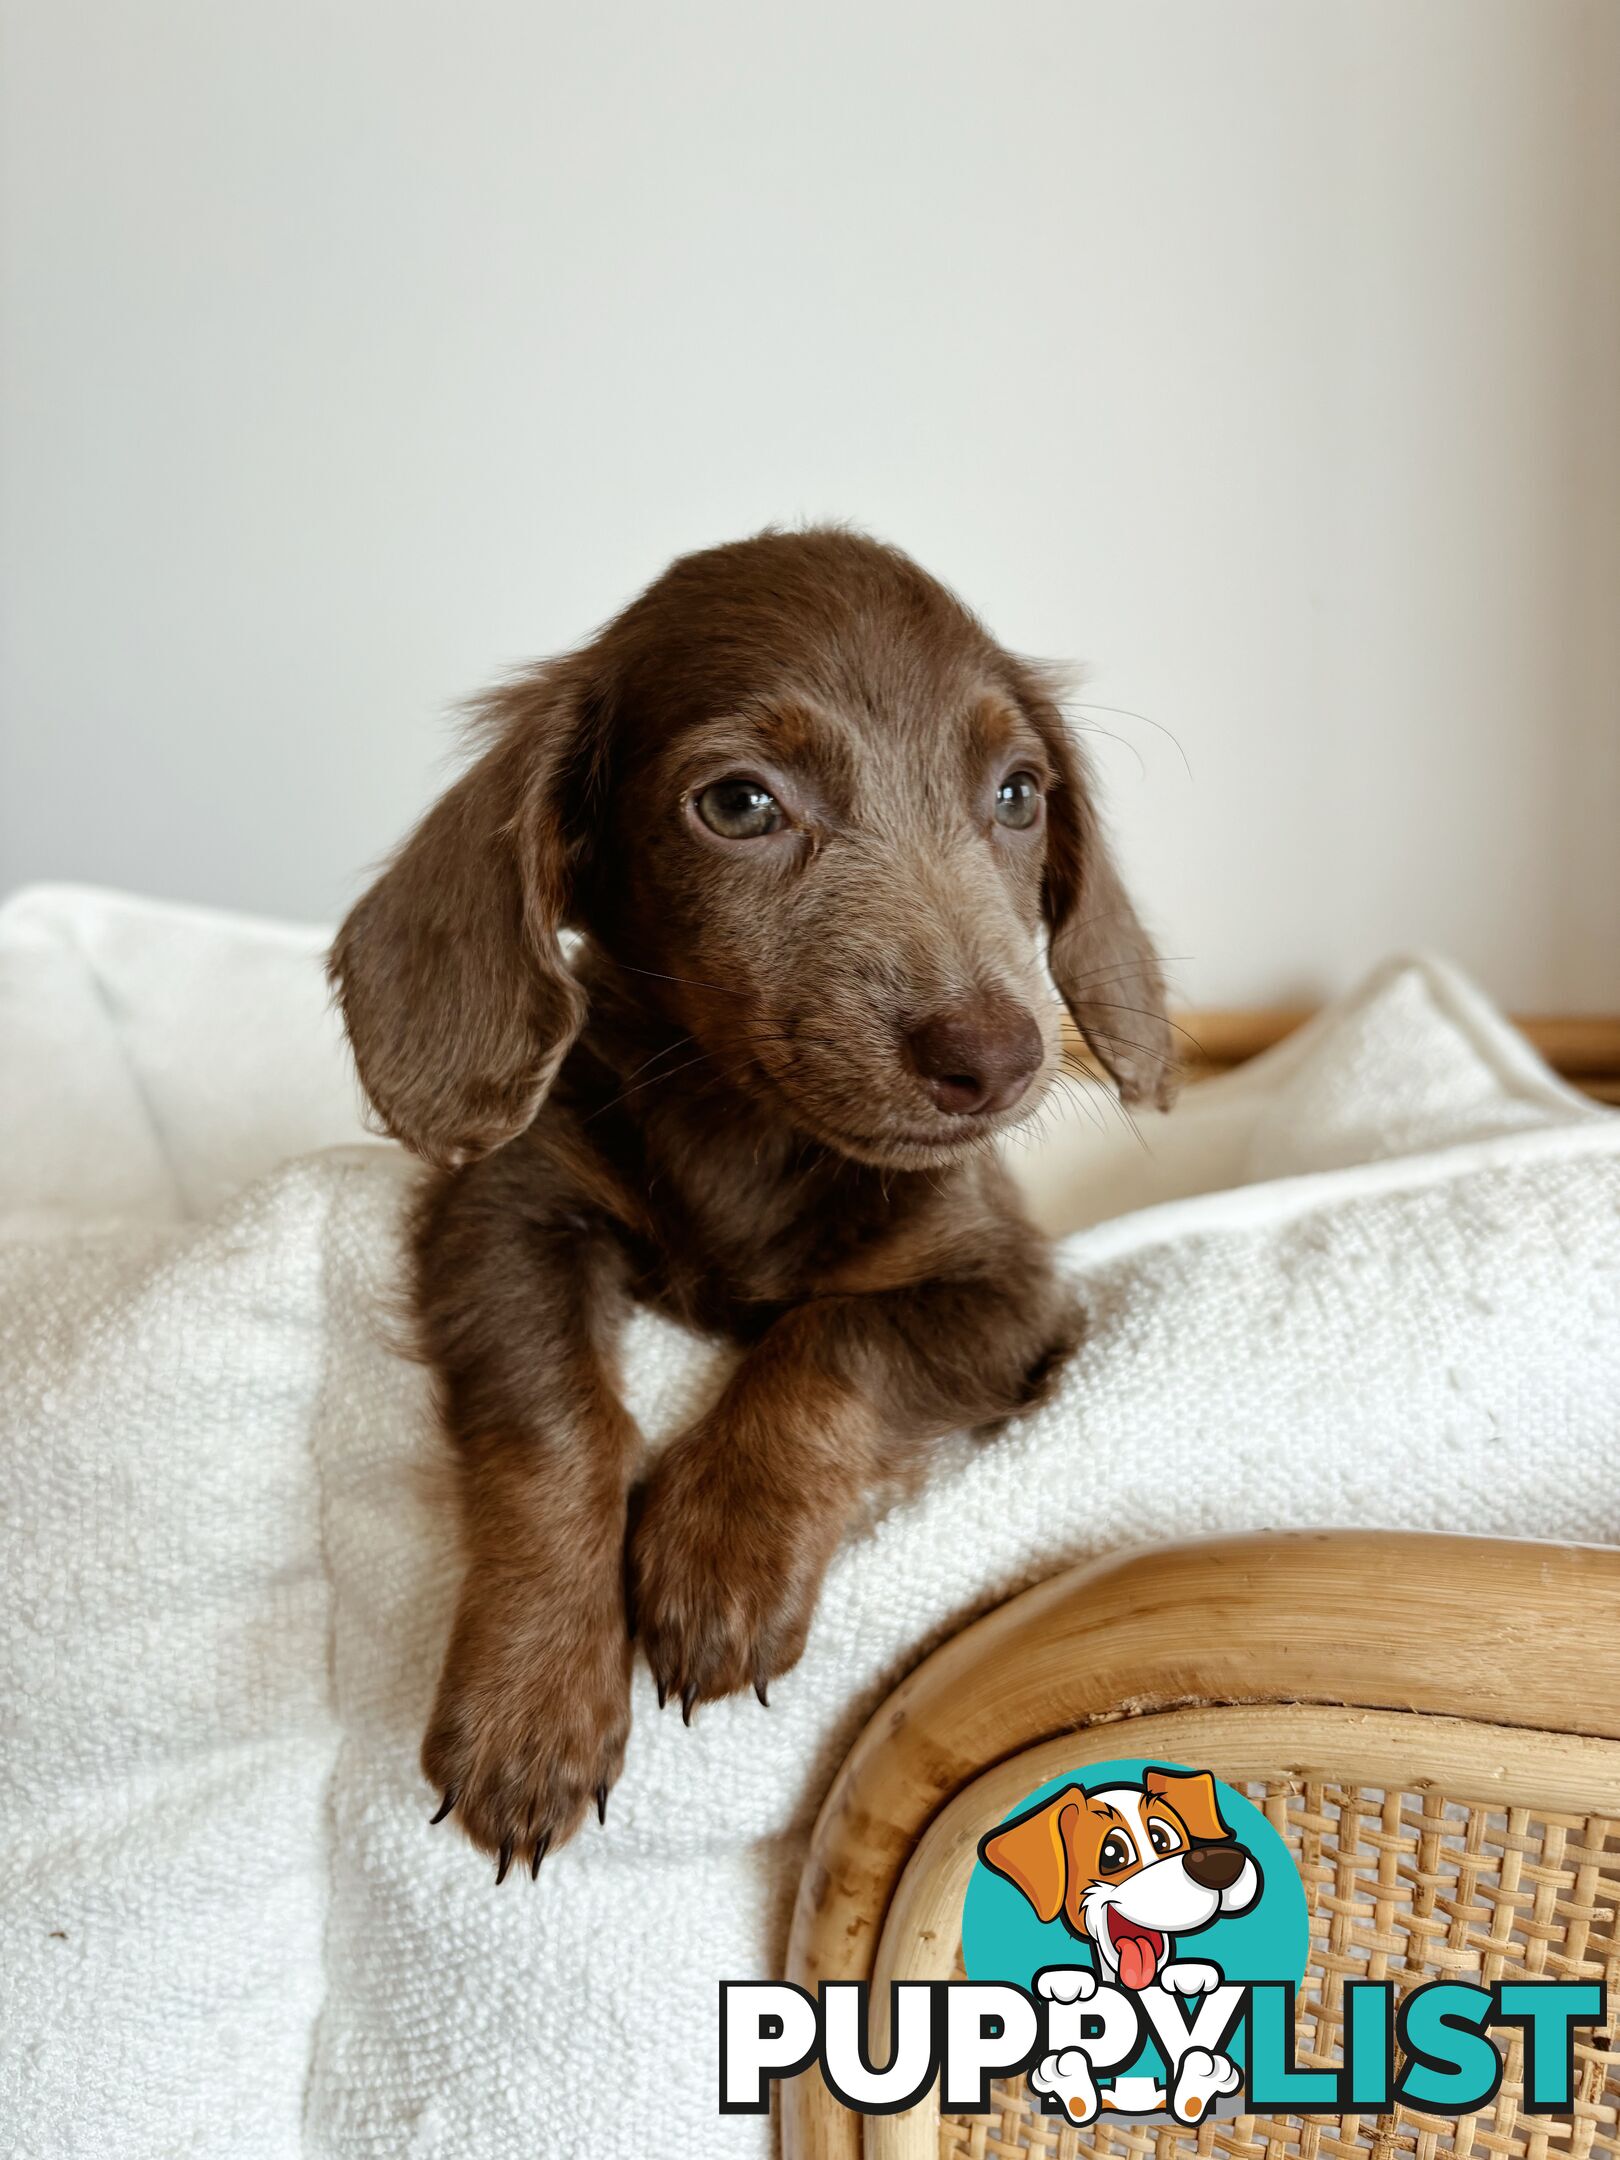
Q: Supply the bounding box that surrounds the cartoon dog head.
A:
[979,1767,1261,1990]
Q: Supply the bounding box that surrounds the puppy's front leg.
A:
[414,1149,640,1876]
[633,1251,1080,1713]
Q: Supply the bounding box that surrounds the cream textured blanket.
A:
[2,885,1617,2158]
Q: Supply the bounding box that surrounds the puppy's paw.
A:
[971,1293,1086,1439]
[1032,2047,1101,2129]
[630,1435,838,1716]
[1015,1296,1086,1408]
[1170,2046,1241,2124]
[421,1574,631,1880]
[1036,1965,1098,2004]
[1159,1960,1222,1996]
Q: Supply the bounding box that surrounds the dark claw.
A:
[754,1677,770,1709]
[495,1835,514,1886]
[596,1784,609,1826]
[530,1833,550,1880]
[428,1786,459,1825]
[656,1676,667,1710]
[681,1683,697,1727]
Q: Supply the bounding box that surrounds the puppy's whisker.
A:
[607,961,738,996]
[612,1034,703,1090]
[1056,955,1194,992]
[591,1024,851,1122]
[1062,1029,1179,1072]
[1070,1001,1207,1057]
[586,1049,723,1120]
[1070,699,1194,782]
[1043,1069,1108,1135]
[1072,718,1147,783]
[1061,1062,1149,1152]
[1112,1096,1150,1152]
[1062,1056,1151,1152]
[1052,904,1167,949]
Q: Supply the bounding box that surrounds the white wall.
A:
[2,0,1616,1011]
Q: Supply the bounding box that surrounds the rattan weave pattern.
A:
[939,1780,1620,2160]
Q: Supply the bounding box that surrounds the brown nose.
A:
[1183,1843,1247,1892]
[906,1001,1042,1117]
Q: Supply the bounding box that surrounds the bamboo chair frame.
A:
[783,1531,1620,2160]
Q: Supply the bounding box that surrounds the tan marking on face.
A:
[981,1783,1187,1937]
[1143,1768,1233,1845]
[979,1776,1230,1946]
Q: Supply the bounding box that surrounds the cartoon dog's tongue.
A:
[1106,1907,1166,1989]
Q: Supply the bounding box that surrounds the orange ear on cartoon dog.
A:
[1144,1767,1233,1843]
[978,1787,1086,1927]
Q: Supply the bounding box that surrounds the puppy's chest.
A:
[624,1159,896,1343]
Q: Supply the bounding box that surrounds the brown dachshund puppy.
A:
[330,528,1173,1880]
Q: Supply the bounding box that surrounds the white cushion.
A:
[0,1184,335,2158]
[2,887,1618,2159]
[1003,950,1605,1235]
[0,884,362,1225]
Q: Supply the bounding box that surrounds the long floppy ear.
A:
[978,1787,1085,1927]
[328,655,606,1169]
[1144,1768,1232,1844]
[1007,660,1177,1110]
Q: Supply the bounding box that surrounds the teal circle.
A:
[962,1756,1307,2090]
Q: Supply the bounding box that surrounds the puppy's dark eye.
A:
[1099,1832,1134,1874]
[693,778,785,840]
[1147,1820,1177,1856]
[994,771,1042,830]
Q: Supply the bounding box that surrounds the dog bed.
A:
[1,885,1617,2159]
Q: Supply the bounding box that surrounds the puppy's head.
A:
[979,1769,1260,1989]
[331,528,1173,1171]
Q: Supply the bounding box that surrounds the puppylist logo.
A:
[965,1759,1303,2125]
[720,1758,1606,2122]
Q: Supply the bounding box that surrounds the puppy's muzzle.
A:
[1182,1843,1248,1892]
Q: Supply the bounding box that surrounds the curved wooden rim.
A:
[782,1528,1620,2158]
[1176,1006,1620,1074]
[1118,1008,1620,1102]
